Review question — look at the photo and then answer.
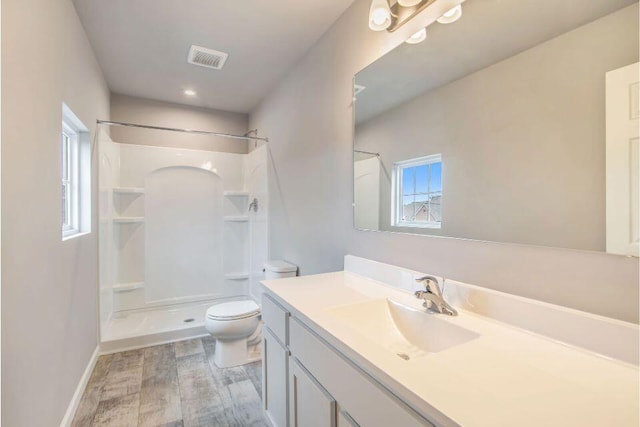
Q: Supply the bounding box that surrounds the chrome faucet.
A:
[414,275,458,316]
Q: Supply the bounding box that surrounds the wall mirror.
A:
[353,0,639,256]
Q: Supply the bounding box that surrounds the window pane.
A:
[413,194,429,222]
[402,166,415,195]
[62,183,69,226]
[395,155,442,228]
[430,162,442,192]
[429,194,442,222]
[402,195,414,221]
[62,134,69,181]
[415,164,429,194]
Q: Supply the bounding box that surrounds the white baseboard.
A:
[59,345,100,427]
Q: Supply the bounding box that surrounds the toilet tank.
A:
[264,260,298,280]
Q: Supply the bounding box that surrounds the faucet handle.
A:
[415,275,440,286]
[415,275,439,283]
[415,275,442,296]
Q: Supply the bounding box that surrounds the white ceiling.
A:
[72,0,354,113]
[355,0,638,124]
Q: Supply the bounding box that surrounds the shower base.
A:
[101,299,216,353]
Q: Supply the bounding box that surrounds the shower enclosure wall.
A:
[98,125,268,351]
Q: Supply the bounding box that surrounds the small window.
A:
[392,154,442,229]
[61,104,91,240]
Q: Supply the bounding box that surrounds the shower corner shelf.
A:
[223,191,249,197]
[113,187,145,195]
[224,215,249,222]
[224,272,250,280]
[113,217,145,224]
[113,282,145,293]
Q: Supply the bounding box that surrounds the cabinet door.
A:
[290,358,336,427]
[263,327,289,427]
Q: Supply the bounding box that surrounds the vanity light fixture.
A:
[405,27,427,44]
[436,4,462,24]
[368,0,392,31]
[368,1,463,33]
[397,0,422,6]
[184,89,197,96]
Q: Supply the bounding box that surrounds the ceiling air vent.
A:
[187,45,228,70]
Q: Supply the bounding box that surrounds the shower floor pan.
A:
[100,299,216,353]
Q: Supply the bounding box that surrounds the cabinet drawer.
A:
[289,318,433,427]
[262,293,290,344]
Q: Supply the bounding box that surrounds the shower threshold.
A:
[100,299,219,354]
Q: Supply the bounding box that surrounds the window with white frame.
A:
[61,104,91,239]
[392,154,442,229]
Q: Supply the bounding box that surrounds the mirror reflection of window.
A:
[393,154,442,229]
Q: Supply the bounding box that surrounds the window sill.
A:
[393,222,441,229]
[62,231,91,241]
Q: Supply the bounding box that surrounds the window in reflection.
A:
[393,154,442,228]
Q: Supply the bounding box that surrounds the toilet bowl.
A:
[205,299,261,368]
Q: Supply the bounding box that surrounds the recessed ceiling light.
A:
[184,89,196,96]
[405,27,427,44]
[437,4,462,24]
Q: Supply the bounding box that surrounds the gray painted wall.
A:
[355,5,639,251]
[1,0,110,425]
[250,0,639,323]
[111,94,249,153]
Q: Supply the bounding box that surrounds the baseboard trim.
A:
[59,345,100,427]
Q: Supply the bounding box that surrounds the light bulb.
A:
[398,0,422,6]
[372,9,389,25]
[405,27,427,44]
[184,89,196,96]
[437,4,462,24]
[369,0,392,31]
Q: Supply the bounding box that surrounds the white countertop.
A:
[261,271,639,427]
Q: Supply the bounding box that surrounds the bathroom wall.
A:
[355,6,638,251]
[1,0,110,426]
[111,93,250,153]
[249,0,640,323]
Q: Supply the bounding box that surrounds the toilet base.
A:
[214,338,255,368]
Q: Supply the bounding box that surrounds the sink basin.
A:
[327,298,479,360]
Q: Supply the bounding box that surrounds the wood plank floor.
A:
[71,337,266,427]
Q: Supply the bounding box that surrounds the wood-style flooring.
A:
[71,336,266,427]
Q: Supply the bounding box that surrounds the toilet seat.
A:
[206,300,260,321]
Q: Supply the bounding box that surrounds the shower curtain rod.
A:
[355,149,380,157]
[96,120,269,142]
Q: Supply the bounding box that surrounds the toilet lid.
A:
[206,300,260,320]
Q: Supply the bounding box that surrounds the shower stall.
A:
[97,122,269,352]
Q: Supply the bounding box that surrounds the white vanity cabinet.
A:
[261,292,434,427]
[262,294,291,427]
[338,411,360,427]
[289,358,337,427]
[262,327,289,427]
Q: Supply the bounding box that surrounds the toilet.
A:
[263,259,298,280]
[205,260,297,368]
